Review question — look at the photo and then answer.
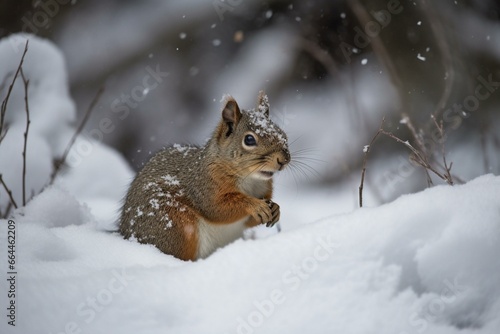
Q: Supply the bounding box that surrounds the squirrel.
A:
[119,91,290,261]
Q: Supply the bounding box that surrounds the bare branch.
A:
[400,113,433,185]
[0,41,29,143]
[49,85,105,184]
[0,125,7,144]
[401,114,424,154]
[1,202,12,219]
[0,41,29,217]
[431,115,453,185]
[359,118,385,208]
[0,174,18,210]
[378,128,453,185]
[20,68,31,206]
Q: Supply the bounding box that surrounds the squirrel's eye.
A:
[244,134,257,146]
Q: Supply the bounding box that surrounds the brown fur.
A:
[119,92,290,260]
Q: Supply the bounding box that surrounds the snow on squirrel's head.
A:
[213,91,290,180]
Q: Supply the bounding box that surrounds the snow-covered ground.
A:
[1,34,500,334]
[1,174,500,334]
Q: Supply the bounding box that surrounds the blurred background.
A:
[1,0,499,206]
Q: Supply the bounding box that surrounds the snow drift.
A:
[1,175,499,334]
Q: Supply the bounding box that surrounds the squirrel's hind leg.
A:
[153,204,200,261]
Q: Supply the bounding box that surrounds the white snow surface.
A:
[1,175,500,334]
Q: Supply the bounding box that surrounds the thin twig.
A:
[49,86,105,184]
[378,129,452,185]
[0,41,29,142]
[359,118,385,207]
[401,114,425,155]
[359,115,456,208]
[431,115,453,185]
[0,124,7,144]
[0,41,28,217]
[0,175,18,210]
[1,202,12,219]
[20,68,31,206]
[0,72,13,143]
[400,113,432,186]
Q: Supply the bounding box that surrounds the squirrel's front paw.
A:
[266,199,280,227]
[265,199,280,228]
[252,199,280,228]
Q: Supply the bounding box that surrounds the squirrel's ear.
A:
[257,90,269,116]
[221,96,241,137]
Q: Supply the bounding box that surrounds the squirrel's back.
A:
[119,92,290,260]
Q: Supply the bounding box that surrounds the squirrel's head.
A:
[212,91,290,181]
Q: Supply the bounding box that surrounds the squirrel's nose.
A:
[284,150,291,163]
[277,151,290,170]
[277,159,285,170]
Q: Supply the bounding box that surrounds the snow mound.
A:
[0,33,134,227]
[55,136,134,230]
[22,186,92,228]
[0,33,76,207]
[1,175,499,334]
